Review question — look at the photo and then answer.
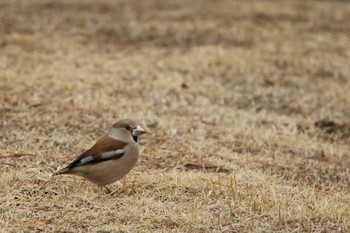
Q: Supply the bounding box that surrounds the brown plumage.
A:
[52,119,147,192]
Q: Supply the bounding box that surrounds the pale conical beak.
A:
[132,125,147,136]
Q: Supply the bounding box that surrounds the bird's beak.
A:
[132,125,147,136]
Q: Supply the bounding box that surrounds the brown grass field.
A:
[1,0,350,232]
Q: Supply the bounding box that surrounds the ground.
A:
[0,0,349,232]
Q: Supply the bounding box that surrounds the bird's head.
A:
[111,119,147,142]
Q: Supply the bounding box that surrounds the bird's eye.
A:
[125,126,131,131]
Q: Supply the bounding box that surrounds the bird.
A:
[52,119,147,193]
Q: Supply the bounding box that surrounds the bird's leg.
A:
[103,186,112,194]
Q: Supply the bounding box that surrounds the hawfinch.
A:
[52,119,147,193]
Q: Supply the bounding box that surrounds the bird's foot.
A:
[103,186,112,194]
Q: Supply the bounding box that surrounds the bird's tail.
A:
[51,167,70,177]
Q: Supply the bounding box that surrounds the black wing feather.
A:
[67,149,125,168]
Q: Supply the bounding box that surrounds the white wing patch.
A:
[79,156,94,164]
[76,149,125,166]
[101,149,125,159]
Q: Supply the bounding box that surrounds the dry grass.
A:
[1,0,350,232]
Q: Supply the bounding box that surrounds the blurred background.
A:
[2,0,350,154]
[1,0,349,120]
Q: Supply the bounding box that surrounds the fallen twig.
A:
[0,152,36,159]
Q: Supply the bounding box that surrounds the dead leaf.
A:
[149,163,175,169]
[184,162,230,173]
[264,76,276,86]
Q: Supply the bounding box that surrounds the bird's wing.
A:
[66,135,127,169]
